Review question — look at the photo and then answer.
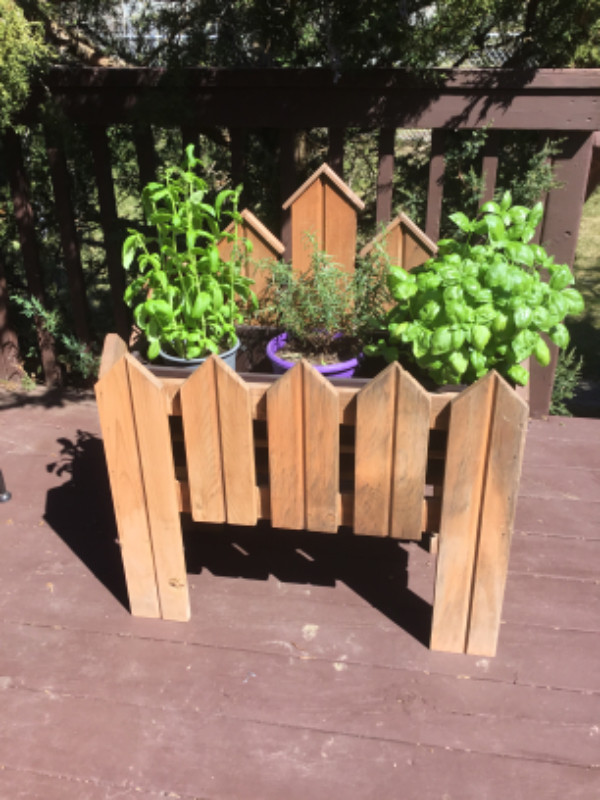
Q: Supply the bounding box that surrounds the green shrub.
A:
[367,192,585,386]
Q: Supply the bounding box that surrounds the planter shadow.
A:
[182,520,432,647]
[44,431,129,610]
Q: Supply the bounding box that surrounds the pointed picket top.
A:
[217,208,285,299]
[180,356,226,523]
[219,208,285,258]
[211,354,258,526]
[353,362,430,539]
[359,212,437,270]
[97,332,128,381]
[282,164,365,275]
[282,163,365,212]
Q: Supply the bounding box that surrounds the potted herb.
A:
[123,145,255,369]
[263,245,389,377]
[367,192,584,387]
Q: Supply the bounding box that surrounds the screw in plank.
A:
[0,470,11,502]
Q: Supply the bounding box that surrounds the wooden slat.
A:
[425,128,445,243]
[480,130,500,205]
[323,180,357,274]
[94,355,160,618]
[266,362,305,529]
[466,377,528,656]
[126,356,190,622]
[214,356,258,525]
[290,179,322,274]
[303,362,340,533]
[179,358,225,523]
[163,374,455,429]
[430,371,496,653]
[353,364,396,536]
[390,367,431,540]
[376,127,395,225]
[98,333,128,380]
[176,481,442,533]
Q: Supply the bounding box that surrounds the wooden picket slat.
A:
[214,356,258,526]
[266,362,305,529]
[289,180,322,274]
[353,363,396,537]
[126,356,190,622]
[323,180,357,274]
[466,377,529,656]
[180,358,225,523]
[94,355,160,618]
[430,371,496,653]
[390,368,431,540]
[303,362,340,533]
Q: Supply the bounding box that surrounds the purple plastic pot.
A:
[266,333,360,378]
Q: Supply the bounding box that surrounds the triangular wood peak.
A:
[359,212,437,259]
[282,163,365,212]
[222,208,285,255]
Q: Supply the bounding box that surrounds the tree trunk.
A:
[0,260,23,384]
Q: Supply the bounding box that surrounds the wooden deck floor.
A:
[0,390,599,799]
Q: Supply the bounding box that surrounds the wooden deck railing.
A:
[4,67,599,413]
[95,333,528,656]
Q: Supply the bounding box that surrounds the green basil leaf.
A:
[472,324,491,351]
[511,329,538,362]
[147,340,161,360]
[431,326,453,355]
[561,288,585,315]
[549,264,574,291]
[448,351,468,376]
[500,191,512,212]
[484,214,506,243]
[549,323,570,349]
[534,336,551,367]
[480,201,501,215]
[507,364,530,386]
[514,305,532,329]
[449,212,473,232]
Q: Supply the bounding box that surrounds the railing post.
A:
[530,131,594,418]
[425,129,445,242]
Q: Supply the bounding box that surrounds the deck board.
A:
[0,393,599,799]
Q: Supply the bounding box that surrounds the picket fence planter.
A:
[95,333,528,657]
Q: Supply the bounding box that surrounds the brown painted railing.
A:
[4,67,600,413]
[95,333,528,656]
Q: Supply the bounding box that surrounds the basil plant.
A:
[123,145,256,361]
[367,192,584,386]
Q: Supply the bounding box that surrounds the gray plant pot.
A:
[159,337,240,371]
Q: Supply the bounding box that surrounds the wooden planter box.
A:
[95,333,528,657]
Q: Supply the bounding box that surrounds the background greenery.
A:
[0,0,598,394]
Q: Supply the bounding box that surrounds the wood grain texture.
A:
[323,180,357,274]
[390,367,431,540]
[466,377,529,656]
[98,333,127,380]
[353,363,396,536]
[303,362,340,533]
[179,357,225,523]
[290,180,322,275]
[94,355,160,618]
[127,356,190,621]
[266,362,305,529]
[430,371,496,653]
[214,356,258,526]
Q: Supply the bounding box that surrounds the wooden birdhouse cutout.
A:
[218,208,285,299]
[359,212,437,271]
[282,164,365,275]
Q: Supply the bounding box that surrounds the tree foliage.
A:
[0,0,47,131]
[13,0,600,70]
